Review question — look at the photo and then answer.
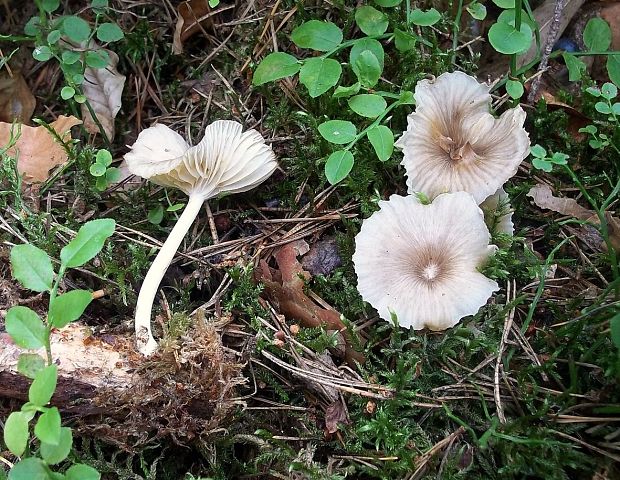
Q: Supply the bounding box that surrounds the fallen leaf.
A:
[80,49,125,142]
[527,183,592,220]
[301,237,343,276]
[255,240,364,365]
[0,70,35,123]
[324,399,350,434]
[0,115,82,182]
[172,0,216,55]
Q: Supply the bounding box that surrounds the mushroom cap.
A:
[353,192,499,330]
[124,120,277,199]
[395,71,530,204]
[480,187,514,236]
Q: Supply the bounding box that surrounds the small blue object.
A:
[553,37,578,53]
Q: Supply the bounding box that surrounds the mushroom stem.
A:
[134,193,205,355]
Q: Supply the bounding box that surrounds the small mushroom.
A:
[480,187,514,236]
[395,71,530,203]
[125,120,277,355]
[352,192,498,330]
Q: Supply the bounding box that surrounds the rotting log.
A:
[0,322,246,447]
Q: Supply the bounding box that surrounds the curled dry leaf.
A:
[81,49,125,142]
[255,240,364,365]
[172,0,216,54]
[0,115,82,182]
[324,398,350,434]
[0,70,35,123]
[527,183,592,220]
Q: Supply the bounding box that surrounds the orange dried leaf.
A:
[172,0,215,54]
[0,115,82,182]
[0,72,35,123]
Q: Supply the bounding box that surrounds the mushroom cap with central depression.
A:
[353,192,499,330]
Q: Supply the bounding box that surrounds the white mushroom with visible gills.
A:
[395,71,530,203]
[353,192,499,330]
[125,120,277,355]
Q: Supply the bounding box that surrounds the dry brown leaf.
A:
[324,399,350,434]
[527,183,592,220]
[255,241,364,365]
[172,0,215,54]
[0,115,81,182]
[0,71,35,123]
[80,49,125,142]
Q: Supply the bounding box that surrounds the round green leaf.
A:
[318,120,357,144]
[350,37,384,69]
[601,82,617,100]
[252,52,300,86]
[607,55,620,88]
[61,86,76,100]
[532,157,552,172]
[65,464,100,480]
[352,49,382,87]
[148,204,164,225]
[492,0,514,7]
[394,28,417,52]
[355,6,389,36]
[60,219,116,268]
[42,0,60,12]
[325,150,354,185]
[167,203,185,212]
[4,412,31,457]
[7,458,49,480]
[291,20,343,51]
[6,306,47,350]
[332,82,361,98]
[367,125,394,161]
[375,0,401,6]
[562,52,586,82]
[530,144,547,158]
[90,163,106,177]
[595,101,612,114]
[299,57,342,98]
[583,18,611,52]
[17,353,46,380]
[466,2,487,20]
[24,16,41,36]
[488,21,532,54]
[32,46,53,62]
[505,79,524,99]
[10,244,54,292]
[85,49,110,69]
[105,166,121,183]
[409,8,441,26]
[348,94,387,118]
[34,407,61,446]
[95,176,108,191]
[61,50,81,65]
[91,0,109,11]
[47,29,62,44]
[63,16,92,43]
[29,365,58,407]
[96,22,124,42]
[41,427,73,465]
[497,9,537,31]
[96,149,113,167]
[49,289,93,328]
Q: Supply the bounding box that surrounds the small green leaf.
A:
[3,412,31,457]
[355,6,389,36]
[595,101,612,114]
[607,55,620,88]
[63,16,92,43]
[17,353,46,379]
[488,21,532,54]
[49,290,93,328]
[466,2,487,20]
[348,94,387,118]
[530,144,547,158]
[42,0,60,12]
[167,203,185,212]
[90,163,106,177]
[96,149,113,167]
[586,87,601,97]
[41,427,73,465]
[496,9,538,31]
[47,30,62,44]
[32,46,53,62]
[325,150,354,185]
[60,219,116,268]
[350,38,384,69]
[562,53,586,82]
[7,458,49,480]
[374,0,401,6]
[95,176,107,191]
[505,79,524,99]
[91,0,109,11]
[65,464,100,480]
[394,28,417,52]
[366,125,394,161]
[34,407,61,445]
[252,52,300,86]
[96,23,124,42]
[299,57,342,98]
[492,0,514,7]
[29,365,58,407]
[399,90,415,104]
[583,18,611,52]
[601,82,617,100]
[148,204,164,225]
[6,306,47,350]
[105,167,121,183]
[332,82,360,98]
[409,8,441,26]
[24,16,41,36]
[62,50,81,65]
[550,152,569,165]
[61,86,76,100]
[290,20,343,52]
[85,50,110,69]
[532,158,553,172]
[10,244,54,292]
[353,50,382,88]
[318,120,357,144]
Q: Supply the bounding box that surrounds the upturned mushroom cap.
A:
[125,120,277,199]
[395,71,530,204]
[353,192,499,330]
[480,187,514,236]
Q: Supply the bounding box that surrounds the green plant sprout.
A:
[89,149,120,191]
[2,218,115,480]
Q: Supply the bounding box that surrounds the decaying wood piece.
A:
[0,321,246,448]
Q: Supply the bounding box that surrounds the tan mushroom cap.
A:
[125,120,277,199]
[353,192,499,330]
[395,71,530,204]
